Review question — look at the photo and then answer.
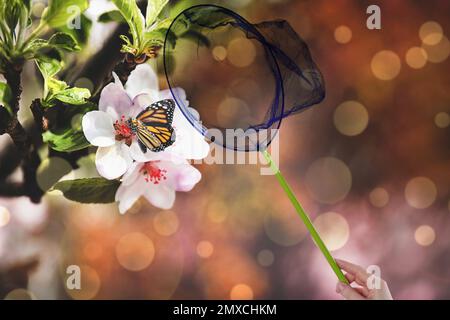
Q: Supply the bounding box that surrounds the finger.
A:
[345,272,356,284]
[344,273,371,297]
[354,286,371,298]
[336,259,369,287]
[336,282,365,300]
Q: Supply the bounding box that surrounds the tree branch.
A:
[0,140,21,181]
[3,60,24,113]
[0,181,26,197]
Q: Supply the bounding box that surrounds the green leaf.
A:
[145,0,168,28]
[98,10,126,23]
[57,14,92,47]
[43,102,94,151]
[47,78,68,93]
[36,58,62,79]
[48,32,80,51]
[43,129,89,152]
[41,0,89,28]
[23,0,31,12]
[150,18,172,30]
[36,57,90,106]
[0,83,13,113]
[36,58,63,100]
[25,38,48,52]
[111,0,145,46]
[26,33,80,54]
[143,28,176,48]
[53,87,91,105]
[32,46,64,63]
[54,178,120,203]
[2,0,25,31]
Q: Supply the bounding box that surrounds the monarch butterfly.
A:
[128,99,176,153]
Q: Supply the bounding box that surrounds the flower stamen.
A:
[140,161,168,184]
[114,116,134,146]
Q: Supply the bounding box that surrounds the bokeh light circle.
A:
[415,225,436,246]
[257,249,274,267]
[305,157,352,204]
[371,50,401,80]
[153,211,179,236]
[0,206,11,228]
[4,288,36,300]
[369,187,390,208]
[434,112,450,128]
[31,1,46,18]
[334,26,352,44]
[333,101,369,136]
[313,212,350,251]
[422,36,450,63]
[264,209,307,246]
[405,47,428,69]
[115,232,155,271]
[405,177,437,209]
[227,38,257,68]
[419,21,444,46]
[230,284,254,300]
[217,97,251,128]
[36,157,73,191]
[212,46,227,61]
[207,201,229,223]
[197,241,214,258]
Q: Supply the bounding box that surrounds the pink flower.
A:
[115,155,201,214]
[82,64,209,180]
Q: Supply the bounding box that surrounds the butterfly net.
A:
[163,5,325,151]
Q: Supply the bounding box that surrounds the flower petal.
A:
[95,143,133,179]
[129,141,186,164]
[126,64,159,99]
[159,88,209,159]
[121,162,143,186]
[160,161,202,192]
[159,88,199,120]
[159,88,187,105]
[115,178,145,214]
[168,108,210,159]
[82,111,115,147]
[143,185,175,210]
[131,93,159,117]
[99,79,133,119]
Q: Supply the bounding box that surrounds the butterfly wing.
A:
[135,99,176,153]
[136,99,175,126]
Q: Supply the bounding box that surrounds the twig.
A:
[0,141,21,181]
[0,181,26,197]
[3,60,24,113]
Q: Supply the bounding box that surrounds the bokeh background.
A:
[1,0,450,300]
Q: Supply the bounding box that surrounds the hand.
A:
[335,259,393,300]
